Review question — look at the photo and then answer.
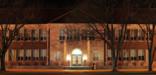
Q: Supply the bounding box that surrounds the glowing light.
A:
[72,48,82,55]
[83,54,87,61]
[66,55,71,61]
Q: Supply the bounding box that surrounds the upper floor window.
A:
[134,29,138,40]
[67,30,72,40]
[24,29,31,41]
[32,29,39,40]
[59,29,65,41]
[40,29,47,41]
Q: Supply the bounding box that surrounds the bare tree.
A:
[0,24,24,71]
[88,23,127,71]
[139,24,155,71]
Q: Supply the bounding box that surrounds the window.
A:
[81,30,88,40]
[40,49,47,60]
[76,29,80,40]
[55,51,61,61]
[125,29,130,40]
[130,49,137,60]
[140,30,145,40]
[88,30,95,40]
[130,29,134,40]
[93,51,99,61]
[115,29,119,40]
[138,49,145,60]
[19,28,24,40]
[9,49,16,62]
[107,49,112,60]
[17,49,24,61]
[33,49,39,60]
[67,30,72,40]
[25,49,31,60]
[24,29,31,40]
[40,30,47,41]
[32,29,39,40]
[123,49,129,60]
[134,29,138,40]
[59,29,65,41]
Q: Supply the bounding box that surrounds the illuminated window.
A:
[40,29,47,41]
[123,49,129,60]
[93,51,99,61]
[19,28,24,40]
[33,49,39,60]
[138,49,144,60]
[72,48,82,55]
[24,29,31,40]
[9,49,15,62]
[59,29,65,41]
[130,49,137,60]
[107,49,112,60]
[134,29,138,40]
[55,51,61,61]
[40,49,47,60]
[18,49,24,61]
[25,49,31,60]
[32,29,39,40]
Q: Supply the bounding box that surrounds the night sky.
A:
[0,0,81,8]
[0,0,156,23]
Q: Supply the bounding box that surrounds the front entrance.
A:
[71,55,82,66]
[71,48,82,66]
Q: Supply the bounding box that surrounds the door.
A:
[71,55,82,66]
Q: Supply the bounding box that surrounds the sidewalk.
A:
[6,68,156,72]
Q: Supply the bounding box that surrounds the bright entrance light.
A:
[66,55,71,61]
[83,54,87,61]
[72,48,82,55]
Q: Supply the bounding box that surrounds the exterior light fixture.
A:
[83,54,87,61]
[66,54,71,61]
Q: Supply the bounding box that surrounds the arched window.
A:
[72,48,82,55]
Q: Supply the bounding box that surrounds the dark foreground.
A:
[1,71,156,75]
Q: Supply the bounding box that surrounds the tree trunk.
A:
[148,50,152,71]
[112,49,117,72]
[0,53,6,72]
[112,58,117,71]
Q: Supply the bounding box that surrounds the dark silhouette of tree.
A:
[88,23,127,71]
[139,24,155,71]
[0,25,24,71]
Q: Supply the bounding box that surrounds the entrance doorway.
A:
[71,55,82,66]
[71,48,82,66]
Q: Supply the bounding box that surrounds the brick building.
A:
[1,23,156,69]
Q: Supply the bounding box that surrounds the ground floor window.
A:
[9,48,48,65]
[130,49,137,61]
[123,49,129,60]
[92,51,99,61]
[106,49,145,61]
[138,49,145,60]
[107,49,112,61]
